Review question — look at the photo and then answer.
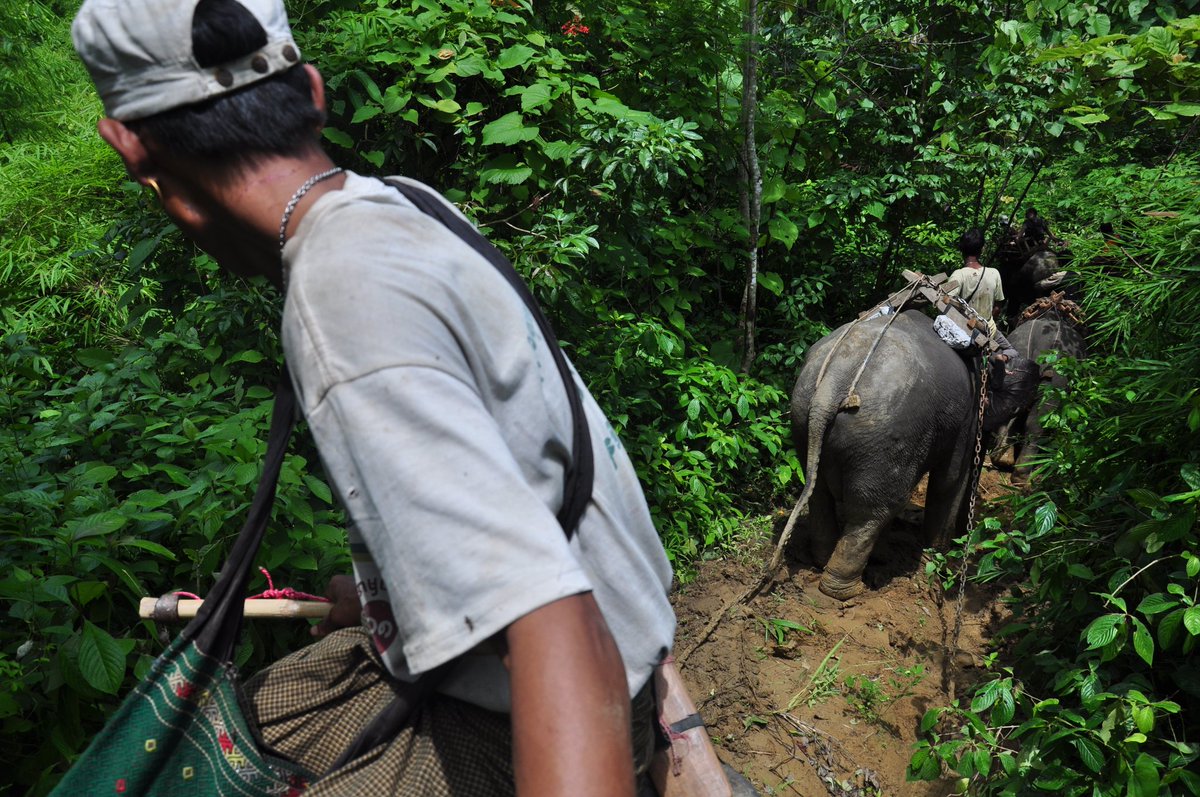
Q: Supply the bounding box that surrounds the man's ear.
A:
[303,64,328,125]
[97,118,155,185]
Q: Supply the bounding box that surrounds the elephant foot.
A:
[819,571,866,601]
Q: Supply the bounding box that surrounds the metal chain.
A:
[950,354,990,656]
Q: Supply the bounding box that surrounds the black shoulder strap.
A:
[384,178,594,538]
[964,269,986,303]
[188,371,296,656]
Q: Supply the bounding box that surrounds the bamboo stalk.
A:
[138,598,331,620]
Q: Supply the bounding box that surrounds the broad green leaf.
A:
[1132,705,1154,734]
[758,272,784,296]
[351,104,382,123]
[381,88,410,114]
[993,688,1016,725]
[864,202,885,220]
[1127,753,1160,797]
[768,215,799,250]
[128,236,159,269]
[971,681,1000,713]
[814,87,837,115]
[454,54,488,78]
[907,747,940,781]
[1159,608,1185,649]
[67,512,128,541]
[520,82,554,112]
[481,112,540,146]
[78,622,126,694]
[117,539,176,560]
[479,162,533,186]
[1084,613,1124,649]
[322,127,353,148]
[1034,501,1057,535]
[761,177,786,204]
[1132,618,1154,665]
[1163,103,1200,117]
[78,465,118,485]
[1073,737,1104,773]
[496,44,536,70]
[304,474,333,505]
[228,350,265,364]
[541,140,579,161]
[1183,606,1200,636]
[1135,593,1176,616]
[76,348,114,369]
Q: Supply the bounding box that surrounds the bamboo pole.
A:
[138,598,331,621]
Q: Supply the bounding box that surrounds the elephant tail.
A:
[765,373,842,575]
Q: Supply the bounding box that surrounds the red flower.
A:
[561,15,589,36]
[115,780,127,793]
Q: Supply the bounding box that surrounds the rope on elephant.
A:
[840,293,912,410]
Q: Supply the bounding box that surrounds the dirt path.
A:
[671,469,1014,796]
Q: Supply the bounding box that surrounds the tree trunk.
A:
[737,0,762,373]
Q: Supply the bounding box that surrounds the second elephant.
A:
[789,310,980,599]
[993,306,1087,482]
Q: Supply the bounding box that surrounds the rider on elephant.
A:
[947,227,1006,330]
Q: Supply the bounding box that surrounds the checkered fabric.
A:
[246,628,659,795]
[246,628,514,796]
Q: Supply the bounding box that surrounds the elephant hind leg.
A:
[819,507,892,600]
[801,480,838,567]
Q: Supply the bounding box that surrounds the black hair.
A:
[129,0,323,169]
[1025,208,1038,219]
[957,227,984,257]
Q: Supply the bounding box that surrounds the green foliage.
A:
[912,157,1200,797]
[6,0,1200,792]
[0,296,348,791]
[844,663,924,726]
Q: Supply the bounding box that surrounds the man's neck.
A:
[168,148,345,287]
[964,256,982,269]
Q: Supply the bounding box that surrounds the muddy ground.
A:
[672,469,1016,796]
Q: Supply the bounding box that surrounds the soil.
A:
[670,468,1016,796]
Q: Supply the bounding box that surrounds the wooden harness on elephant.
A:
[1019,291,1085,329]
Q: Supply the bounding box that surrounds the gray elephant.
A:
[992,305,1087,482]
[787,310,981,599]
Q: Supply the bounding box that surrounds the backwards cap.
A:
[72,0,301,121]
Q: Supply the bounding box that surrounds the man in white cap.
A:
[72,1,676,794]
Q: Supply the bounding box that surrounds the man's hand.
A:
[506,593,634,797]
[311,574,362,637]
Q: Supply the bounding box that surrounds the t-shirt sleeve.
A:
[946,269,963,297]
[992,270,1005,302]
[305,363,593,675]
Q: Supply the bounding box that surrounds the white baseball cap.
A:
[72,0,302,121]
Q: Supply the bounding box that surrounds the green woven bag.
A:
[50,375,314,797]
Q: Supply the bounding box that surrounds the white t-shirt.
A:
[279,174,676,712]
[947,265,1005,322]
